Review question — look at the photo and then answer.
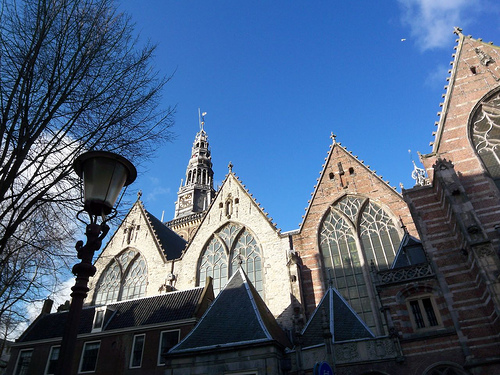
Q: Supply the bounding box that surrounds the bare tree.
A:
[0,0,174,335]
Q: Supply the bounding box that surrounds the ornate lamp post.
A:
[56,151,136,375]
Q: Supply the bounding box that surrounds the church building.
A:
[8,28,500,375]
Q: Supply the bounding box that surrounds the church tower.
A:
[167,111,215,240]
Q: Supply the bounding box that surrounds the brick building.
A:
[8,29,500,375]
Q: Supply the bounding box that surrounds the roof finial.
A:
[453,26,463,36]
[399,216,408,233]
[228,161,233,173]
[330,132,337,144]
[409,150,427,186]
[137,190,142,200]
[198,108,207,131]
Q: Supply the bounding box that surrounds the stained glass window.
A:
[94,249,148,304]
[199,223,263,296]
[319,195,402,332]
[471,91,500,189]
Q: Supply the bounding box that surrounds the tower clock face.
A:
[179,193,192,209]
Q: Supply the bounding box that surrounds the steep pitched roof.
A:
[19,287,209,343]
[169,268,292,354]
[143,207,187,259]
[300,287,374,349]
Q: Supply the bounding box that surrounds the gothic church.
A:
[9,29,500,375]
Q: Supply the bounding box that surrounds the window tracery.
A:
[199,238,228,294]
[94,249,148,304]
[319,195,402,332]
[471,91,500,189]
[199,223,263,296]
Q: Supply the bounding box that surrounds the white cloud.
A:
[9,278,74,340]
[398,0,479,50]
[145,186,171,202]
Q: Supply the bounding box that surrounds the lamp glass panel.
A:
[82,157,128,215]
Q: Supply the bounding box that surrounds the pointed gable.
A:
[169,268,291,354]
[300,137,403,231]
[89,199,186,304]
[173,165,293,327]
[292,136,415,317]
[423,29,500,177]
[300,287,374,349]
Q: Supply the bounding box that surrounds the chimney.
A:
[41,299,53,315]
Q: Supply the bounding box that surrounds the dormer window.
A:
[92,307,106,332]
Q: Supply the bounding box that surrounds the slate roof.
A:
[19,287,206,343]
[144,208,187,260]
[391,231,427,269]
[169,268,292,354]
[300,287,374,349]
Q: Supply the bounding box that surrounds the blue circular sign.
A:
[314,361,334,375]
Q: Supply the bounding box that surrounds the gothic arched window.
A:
[423,363,468,375]
[471,90,500,189]
[319,195,402,332]
[199,237,228,295]
[198,223,263,296]
[94,249,148,305]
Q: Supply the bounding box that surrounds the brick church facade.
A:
[8,29,500,375]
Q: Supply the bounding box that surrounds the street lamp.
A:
[56,151,136,375]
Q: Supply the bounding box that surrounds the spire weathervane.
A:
[198,108,207,131]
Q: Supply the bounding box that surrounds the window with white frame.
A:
[14,349,33,375]
[45,346,60,375]
[407,296,441,331]
[157,330,180,366]
[92,308,105,332]
[130,334,145,368]
[79,341,100,373]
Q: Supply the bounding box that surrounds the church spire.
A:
[174,111,215,219]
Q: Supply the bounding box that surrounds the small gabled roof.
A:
[391,231,427,269]
[18,287,209,343]
[143,208,187,259]
[300,287,374,349]
[169,268,292,354]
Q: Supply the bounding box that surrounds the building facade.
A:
[8,29,500,375]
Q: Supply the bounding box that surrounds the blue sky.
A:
[118,0,500,232]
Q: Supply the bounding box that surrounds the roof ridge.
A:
[168,267,291,354]
[139,201,167,257]
[142,203,187,260]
